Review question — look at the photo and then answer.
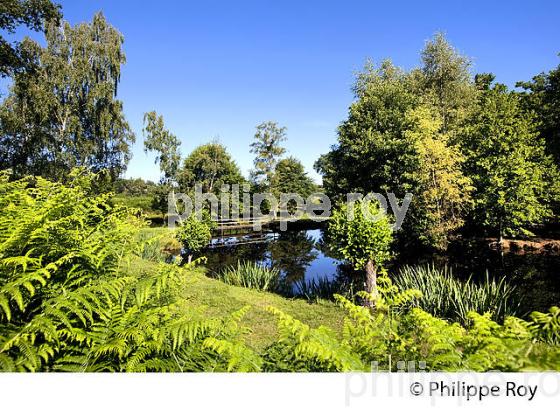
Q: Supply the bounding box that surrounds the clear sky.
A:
[9,0,560,182]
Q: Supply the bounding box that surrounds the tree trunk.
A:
[498,220,504,249]
[187,254,193,264]
[364,260,378,308]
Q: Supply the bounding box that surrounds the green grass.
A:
[135,227,181,262]
[125,257,345,351]
[113,193,154,212]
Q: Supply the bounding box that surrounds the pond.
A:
[202,227,560,315]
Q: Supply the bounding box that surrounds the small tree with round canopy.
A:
[327,199,393,307]
[176,212,215,263]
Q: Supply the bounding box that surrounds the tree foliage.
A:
[328,199,393,270]
[179,141,244,194]
[316,45,474,249]
[461,82,558,238]
[317,60,418,200]
[517,58,560,166]
[405,106,473,247]
[315,33,559,246]
[175,212,215,260]
[270,156,316,199]
[327,199,393,301]
[419,32,475,133]
[143,111,182,184]
[0,0,61,77]
[0,12,134,181]
[250,121,287,187]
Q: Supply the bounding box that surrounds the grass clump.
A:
[215,261,280,291]
[136,227,181,262]
[394,264,521,324]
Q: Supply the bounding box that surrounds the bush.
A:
[215,261,280,291]
[112,194,155,213]
[176,212,215,262]
[327,199,393,305]
[394,264,521,324]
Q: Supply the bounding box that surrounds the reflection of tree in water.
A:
[204,234,270,276]
[269,231,319,283]
[316,228,335,258]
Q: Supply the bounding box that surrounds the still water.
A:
[202,228,560,314]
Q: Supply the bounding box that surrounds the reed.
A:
[395,264,521,324]
[290,277,337,301]
[216,260,281,291]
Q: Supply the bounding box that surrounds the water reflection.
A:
[204,229,345,296]
[269,231,319,283]
[202,228,560,312]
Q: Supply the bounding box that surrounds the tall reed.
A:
[395,264,521,324]
[215,261,280,291]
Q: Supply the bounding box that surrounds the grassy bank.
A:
[125,257,345,351]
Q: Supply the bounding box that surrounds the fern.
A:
[262,271,560,372]
[0,171,256,372]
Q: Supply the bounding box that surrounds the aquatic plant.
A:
[292,277,339,301]
[215,261,280,291]
[137,228,182,262]
[394,264,521,324]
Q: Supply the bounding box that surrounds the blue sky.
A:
[6,0,560,182]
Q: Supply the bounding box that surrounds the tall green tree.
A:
[143,111,182,185]
[517,58,560,166]
[0,12,134,180]
[315,34,478,249]
[178,142,245,194]
[0,0,61,77]
[419,32,475,133]
[316,57,472,249]
[315,60,418,201]
[270,156,316,199]
[142,111,182,219]
[461,82,559,240]
[250,121,287,187]
[405,106,473,248]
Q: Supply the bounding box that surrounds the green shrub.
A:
[530,307,560,346]
[112,194,155,213]
[289,277,357,302]
[327,199,393,303]
[176,212,215,263]
[394,264,521,324]
[215,261,280,291]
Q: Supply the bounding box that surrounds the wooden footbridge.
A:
[213,215,329,234]
[207,215,329,249]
